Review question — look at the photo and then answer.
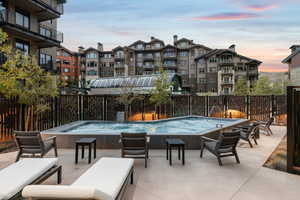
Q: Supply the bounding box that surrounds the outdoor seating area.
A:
[1,125,300,200]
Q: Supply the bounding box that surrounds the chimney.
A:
[151,36,155,41]
[290,45,300,53]
[97,42,103,51]
[229,44,236,52]
[78,46,84,53]
[173,35,178,44]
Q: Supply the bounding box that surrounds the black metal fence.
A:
[0,95,287,141]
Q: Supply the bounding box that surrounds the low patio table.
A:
[75,138,96,164]
[166,138,185,166]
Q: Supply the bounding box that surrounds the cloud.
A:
[245,4,278,11]
[191,12,261,21]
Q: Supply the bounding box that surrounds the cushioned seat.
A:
[0,158,58,200]
[22,157,134,200]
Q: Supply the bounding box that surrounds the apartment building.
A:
[282,45,300,85]
[79,35,261,94]
[56,46,79,86]
[0,0,65,72]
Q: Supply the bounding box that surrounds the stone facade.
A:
[79,35,261,94]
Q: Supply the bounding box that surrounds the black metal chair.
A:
[120,132,149,168]
[233,124,259,148]
[257,117,274,136]
[200,131,241,166]
[14,131,58,162]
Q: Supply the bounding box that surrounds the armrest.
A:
[43,136,56,142]
[22,185,112,200]
[200,136,217,142]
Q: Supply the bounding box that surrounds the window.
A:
[154,43,161,49]
[40,27,51,38]
[154,52,161,58]
[87,70,97,76]
[39,53,52,65]
[209,57,218,63]
[104,54,111,58]
[16,40,29,55]
[199,68,205,73]
[87,52,97,59]
[179,51,188,57]
[63,68,70,73]
[191,50,195,57]
[16,10,29,29]
[137,53,143,58]
[63,60,70,65]
[137,44,143,49]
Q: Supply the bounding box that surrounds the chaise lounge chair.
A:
[200,131,241,166]
[14,131,58,162]
[0,158,61,200]
[22,157,134,200]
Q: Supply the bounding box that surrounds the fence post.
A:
[224,95,228,118]
[206,96,209,117]
[246,95,250,119]
[271,95,275,118]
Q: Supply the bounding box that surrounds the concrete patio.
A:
[1,126,300,200]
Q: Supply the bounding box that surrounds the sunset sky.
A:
[59,0,300,72]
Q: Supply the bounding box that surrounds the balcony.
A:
[248,69,258,76]
[114,55,125,61]
[14,0,64,21]
[0,10,63,48]
[143,64,154,69]
[114,64,125,69]
[221,69,234,74]
[219,59,234,66]
[143,55,154,61]
[221,79,233,85]
[163,63,177,69]
[163,53,177,60]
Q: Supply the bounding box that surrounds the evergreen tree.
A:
[251,76,273,95]
[234,77,250,96]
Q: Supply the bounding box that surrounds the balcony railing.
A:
[221,69,234,74]
[39,24,64,43]
[221,80,233,84]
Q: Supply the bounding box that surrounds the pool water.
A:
[63,117,241,135]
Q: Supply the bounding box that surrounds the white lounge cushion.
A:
[0,158,58,200]
[22,185,112,200]
[72,157,134,200]
[22,157,134,200]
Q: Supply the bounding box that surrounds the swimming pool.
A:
[42,116,248,149]
[62,117,244,135]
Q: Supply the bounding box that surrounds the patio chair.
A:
[22,157,134,200]
[257,117,274,136]
[200,130,241,166]
[14,131,58,162]
[233,124,259,148]
[120,132,149,168]
[0,158,61,200]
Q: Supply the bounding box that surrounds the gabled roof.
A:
[175,37,193,44]
[149,38,165,44]
[112,46,124,51]
[282,49,300,63]
[84,47,99,53]
[190,44,212,51]
[163,44,177,49]
[58,45,77,55]
[195,49,262,64]
[129,40,146,47]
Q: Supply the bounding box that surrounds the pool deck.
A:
[1,126,300,200]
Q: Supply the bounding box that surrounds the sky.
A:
[58,0,300,72]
